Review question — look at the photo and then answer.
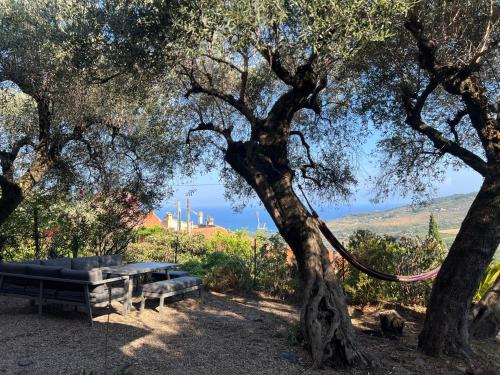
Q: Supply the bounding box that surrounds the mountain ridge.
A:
[327,192,477,246]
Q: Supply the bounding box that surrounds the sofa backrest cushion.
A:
[42,258,72,269]
[20,260,42,265]
[99,254,123,267]
[26,265,62,278]
[60,269,102,282]
[0,263,28,275]
[0,262,30,287]
[72,256,100,271]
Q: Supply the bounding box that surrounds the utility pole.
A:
[186,197,191,234]
[176,200,181,232]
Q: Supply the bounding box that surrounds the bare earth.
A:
[0,292,498,375]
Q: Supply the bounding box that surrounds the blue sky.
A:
[164,165,482,209]
[155,166,482,232]
[156,126,483,230]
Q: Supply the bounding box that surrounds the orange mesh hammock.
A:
[298,187,441,283]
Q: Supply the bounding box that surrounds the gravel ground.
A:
[0,293,498,375]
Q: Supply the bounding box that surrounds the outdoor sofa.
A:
[0,255,129,326]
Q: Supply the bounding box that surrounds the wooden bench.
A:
[139,276,202,312]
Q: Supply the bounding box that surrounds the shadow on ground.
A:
[0,293,497,375]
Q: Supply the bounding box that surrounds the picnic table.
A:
[100,262,177,312]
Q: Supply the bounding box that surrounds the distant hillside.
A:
[327,193,477,247]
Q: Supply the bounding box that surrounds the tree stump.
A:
[379,310,405,336]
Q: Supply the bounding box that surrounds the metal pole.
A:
[186,197,191,234]
[177,200,181,232]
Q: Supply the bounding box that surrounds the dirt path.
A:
[0,293,497,374]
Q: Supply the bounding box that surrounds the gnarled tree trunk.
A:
[225,141,369,367]
[418,177,500,356]
[0,99,53,228]
[469,274,500,340]
[0,179,23,227]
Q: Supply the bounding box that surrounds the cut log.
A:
[469,275,500,340]
[379,310,405,336]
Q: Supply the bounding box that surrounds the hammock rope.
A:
[297,185,441,283]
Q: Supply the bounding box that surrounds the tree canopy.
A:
[0,0,184,227]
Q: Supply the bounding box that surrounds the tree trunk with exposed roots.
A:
[225,141,369,367]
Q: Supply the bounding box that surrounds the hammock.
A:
[316,216,441,282]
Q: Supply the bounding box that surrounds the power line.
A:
[171,183,223,187]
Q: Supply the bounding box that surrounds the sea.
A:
[155,202,402,233]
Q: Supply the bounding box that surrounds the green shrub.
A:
[257,233,298,299]
[203,252,251,292]
[127,228,298,297]
[127,226,207,263]
[343,230,445,305]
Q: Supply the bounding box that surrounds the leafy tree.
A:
[0,0,180,229]
[0,187,149,260]
[99,0,413,366]
[427,213,446,251]
[354,0,499,356]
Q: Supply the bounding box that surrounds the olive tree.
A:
[101,0,413,367]
[0,0,181,229]
[356,0,499,357]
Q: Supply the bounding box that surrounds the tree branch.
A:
[447,109,467,144]
[259,48,296,87]
[182,65,261,126]
[405,115,488,175]
[290,130,316,168]
[187,121,234,145]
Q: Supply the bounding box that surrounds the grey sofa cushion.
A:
[26,265,62,278]
[71,256,100,271]
[26,265,62,289]
[99,254,123,267]
[151,270,190,282]
[0,263,30,286]
[42,258,72,269]
[168,270,190,279]
[90,286,126,303]
[59,269,103,292]
[58,286,126,304]
[2,283,27,293]
[19,260,42,265]
[60,269,102,282]
[142,276,202,294]
[24,286,57,298]
[0,262,28,274]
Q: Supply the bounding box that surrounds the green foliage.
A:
[343,230,446,305]
[0,189,144,261]
[128,226,207,263]
[257,233,298,300]
[202,252,252,292]
[474,261,500,302]
[427,214,445,250]
[128,227,298,297]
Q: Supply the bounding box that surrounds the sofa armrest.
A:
[0,272,128,286]
[89,275,129,286]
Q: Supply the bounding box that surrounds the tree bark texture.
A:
[418,177,500,356]
[225,141,369,367]
[469,274,500,340]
